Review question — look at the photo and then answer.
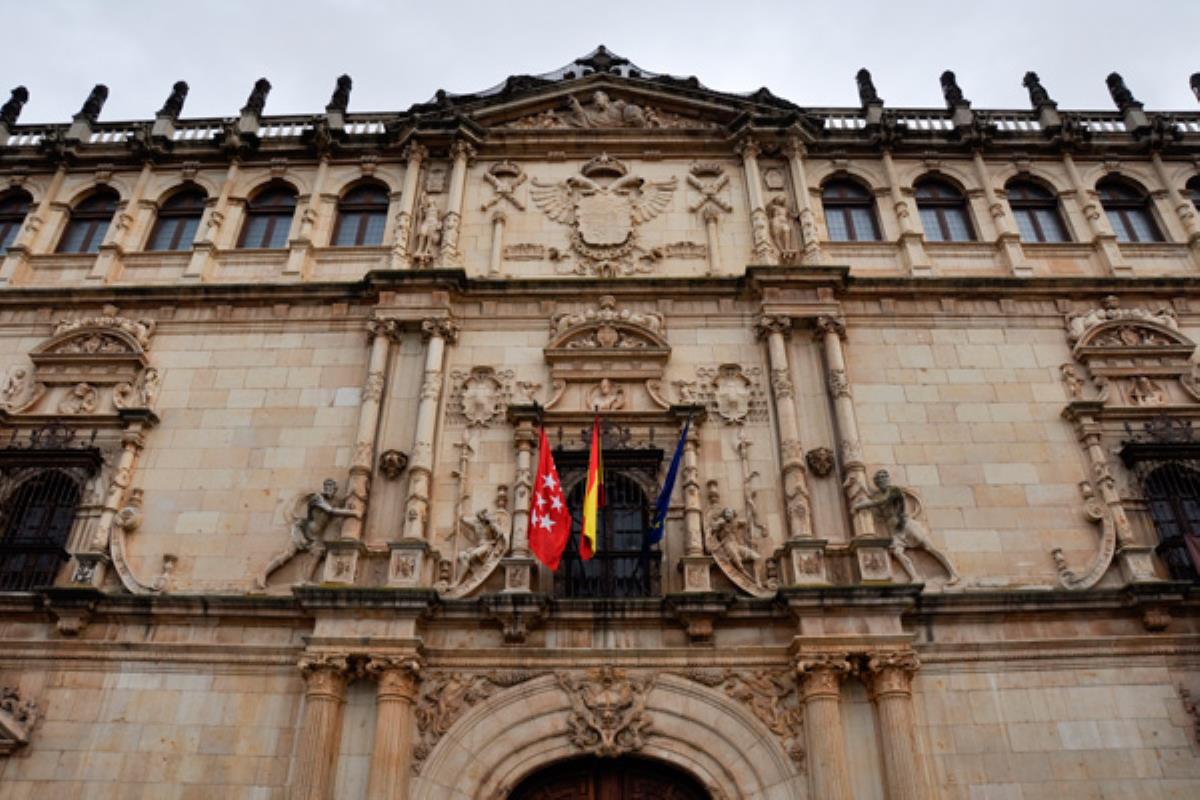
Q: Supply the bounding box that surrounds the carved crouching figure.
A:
[458,508,506,572]
[850,469,961,586]
[255,479,359,589]
[709,506,765,587]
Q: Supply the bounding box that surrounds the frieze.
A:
[506,90,716,130]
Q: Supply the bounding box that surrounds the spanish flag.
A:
[581,416,603,560]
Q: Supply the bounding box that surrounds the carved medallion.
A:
[558,667,654,757]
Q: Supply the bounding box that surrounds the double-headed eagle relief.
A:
[531,154,677,276]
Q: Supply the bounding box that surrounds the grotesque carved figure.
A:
[1106,72,1140,110]
[1022,72,1054,109]
[850,469,961,586]
[241,78,272,116]
[327,74,352,113]
[157,81,189,119]
[0,86,30,128]
[255,478,359,589]
[940,71,967,108]
[378,449,409,480]
[855,68,882,106]
[77,85,109,124]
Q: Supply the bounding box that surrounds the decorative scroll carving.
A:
[558,667,654,757]
[531,155,676,276]
[109,488,175,595]
[53,316,156,349]
[507,91,714,130]
[724,670,805,767]
[1051,479,1117,591]
[254,479,359,590]
[412,670,544,773]
[0,686,38,755]
[1065,296,1180,346]
[849,469,961,587]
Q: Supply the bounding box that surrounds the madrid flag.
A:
[581,416,603,560]
[529,427,571,571]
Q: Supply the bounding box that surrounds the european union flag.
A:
[648,418,689,544]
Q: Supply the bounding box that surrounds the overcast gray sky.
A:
[4,0,1198,123]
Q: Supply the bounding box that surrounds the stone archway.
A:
[409,673,804,800]
[508,755,710,800]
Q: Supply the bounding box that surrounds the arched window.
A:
[0,471,81,590]
[1187,176,1200,212]
[147,187,206,251]
[57,188,118,254]
[1006,179,1070,243]
[557,469,658,598]
[822,178,880,242]
[1144,464,1200,581]
[331,182,389,247]
[237,183,297,249]
[914,178,975,242]
[1097,177,1162,243]
[0,189,32,256]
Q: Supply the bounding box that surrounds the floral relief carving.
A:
[447,366,512,427]
[558,667,655,758]
[1065,295,1179,346]
[673,364,767,425]
[53,316,156,349]
[724,671,805,768]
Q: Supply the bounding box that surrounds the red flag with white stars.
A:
[529,427,571,571]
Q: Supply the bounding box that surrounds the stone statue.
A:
[588,378,626,411]
[157,81,189,119]
[850,469,961,586]
[566,91,648,128]
[939,71,966,108]
[413,196,442,261]
[327,74,352,113]
[708,506,765,587]
[767,197,798,260]
[457,508,506,572]
[58,382,97,415]
[77,84,109,124]
[855,68,881,106]
[1022,72,1054,109]
[1,86,29,128]
[1106,73,1140,110]
[254,479,359,589]
[241,78,272,116]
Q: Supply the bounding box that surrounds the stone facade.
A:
[0,49,1198,798]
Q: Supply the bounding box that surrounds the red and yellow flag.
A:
[581,416,603,560]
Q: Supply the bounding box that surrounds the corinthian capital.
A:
[403,142,428,164]
[364,654,423,699]
[753,314,792,341]
[298,653,353,696]
[736,136,761,161]
[863,649,921,699]
[366,313,401,342]
[450,140,477,163]
[795,651,853,698]
[421,317,460,343]
[814,315,846,340]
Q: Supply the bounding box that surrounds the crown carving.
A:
[580,153,627,179]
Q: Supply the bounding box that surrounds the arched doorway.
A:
[508,756,710,800]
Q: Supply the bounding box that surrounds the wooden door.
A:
[509,757,709,800]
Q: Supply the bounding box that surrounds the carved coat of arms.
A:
[531,154,676,276]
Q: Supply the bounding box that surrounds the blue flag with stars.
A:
[648,419,689,544]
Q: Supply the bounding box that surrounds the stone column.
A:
[755,314,824,584]
[863,651,933,800]
[881,150,931,275]
[670,404,712,593]
[782,137,824,264]
[184,160,240,280]
[501,407,538,592]
[364,655,421,800]
[817,315,891,583]
[90,163,153,283]
[796,653,854,800]
[439,140,475,267]
[389,143,426,269]
[285,156,328,277]
[291,655,351,800]
[738,137,778,264]
[701,208,722,275]
[488,210,506,275]
[69,426,148,589]
[1062,153,1129,275]
[392,316,457,585]
[0,165,67,285]
[971,152,1029,276]
[1150,152,1200,269]
[325,314,399,583]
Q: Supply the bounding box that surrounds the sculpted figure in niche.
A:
[412,196,442,261]
[850,469,960,586]
[709,506,765,588]
[767,197,799,261]
[1129,376,1165,406]
[588,378,626,411]
[255,479,360,589]
[58,383,97,415]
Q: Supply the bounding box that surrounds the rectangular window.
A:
[919,208,946,242]
[58,220,107,254]
[826,209,851,242]
[240,213,291,249]
[1034,208,1068,243]
[148,217,200,251]
[942,208,973,242]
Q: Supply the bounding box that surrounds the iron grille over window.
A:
[553,449,663,599]
[1120,420,1200,581]
[0,428,100,591]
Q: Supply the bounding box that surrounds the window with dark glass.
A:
[147,187,206,251]
[822,179,880,242]
[1143,464,1200,582]
[1006,180,1070,243]
[1097,178,1162,243]
[331,183,389,247]
[237,183,297,249]
[1187,176,1200,212]
[914,178,975,242]
[0,189,32,256]
[0,470,82,591]
[57,189,118,254]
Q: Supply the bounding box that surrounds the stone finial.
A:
[326,74,352,114]
[940,71,969,109]
[157,81,189,119]
[1106,72,1141,111]
[0,86,29,128]
[1191,73,1200,103]
[241,77,271,116]
[855,68,882,106]
[76,84,108,124]
[1022,71,1056,109]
